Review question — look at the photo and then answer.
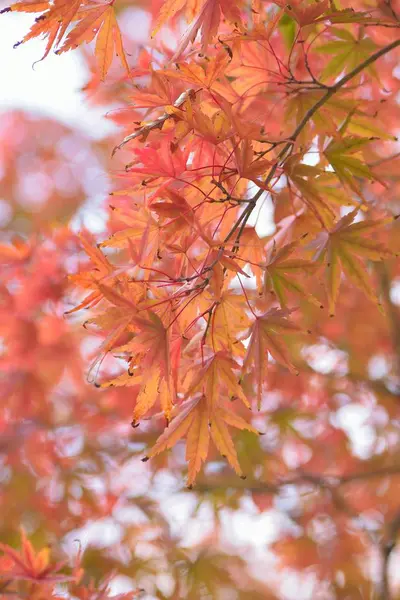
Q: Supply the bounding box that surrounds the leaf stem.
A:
[243,38,400,227]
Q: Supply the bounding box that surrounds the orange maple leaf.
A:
[143,392,258,485]
[272,0,329,26]
[263,238,322,308]
[2,0,129,79]
[56,1,129,80]
[67,234,115,313]
[242,308,301,409]
[170,0,243,60]
[309,209,398,315]
[0,529,71,583]
[117,311,180,424]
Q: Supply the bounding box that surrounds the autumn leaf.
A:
[144,388,258,484]
[171,0,243,60]
[163,50,231,89]
[324,136,376,198]
[263,238,322,308]
[186,351,250,411]
[272,0,329,27]
[0,236,32,263]
[203,291,251,353]
[185,396,210,485]
[284,157,337,228]
[317,30,378,81]
[233,140,272,188]
[142,395,209,485]
[242,309,301,409]
[6,0,82,63]
[1,1,50,13]
[56,2,129,80]
[115,311,180,424]
[99,206,161,274]
[0,529,71,583]
[2,0,129,79]
[309,209,398,315]
[67,234,115,313]
[151,0,188,38]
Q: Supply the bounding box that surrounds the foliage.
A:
[1,0,400,598]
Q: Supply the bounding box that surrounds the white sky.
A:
[0,11,113,139]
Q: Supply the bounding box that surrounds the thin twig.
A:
[193,465,400,493]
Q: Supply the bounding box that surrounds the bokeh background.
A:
[1,2,400,599]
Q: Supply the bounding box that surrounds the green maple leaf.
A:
[324,136,375,196]
[317,29,377,81]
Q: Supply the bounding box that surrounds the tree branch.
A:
[193,465,400,494]
[237,38,400,242]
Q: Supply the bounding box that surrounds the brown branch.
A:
[193,465,400,494]
[238,37,400,241]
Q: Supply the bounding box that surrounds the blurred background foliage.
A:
[1,0,400,599]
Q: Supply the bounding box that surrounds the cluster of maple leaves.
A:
[30,0,398,486]
[2,0,400,597]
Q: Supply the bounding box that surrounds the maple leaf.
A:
[140,352,257,483]
[228,37,275,96]
[0,528,71,583]
[309,209,398,315]
[171,0,243,60]
[203,291,251,353]
[124,142,190,183]
[235,227,268,287]
[143,391,258,485]
[263,238,322,309]
[84,281,140,383]
[185,397,210,485]
[317,29,378,82]
[56,2,129,80]
[186,351,250,410]
[171,103,232,147]
[114,89,198,154]
[5,0,82,63]
[0,236,32,263]
[324,136,376,198]
[127,69,178,110]
[0,1,49,13]
[104,311,180,424]
[151,0,187,38]
[142,396,204,485]
[163,50,231,89]
[210,405,259,476]
[284,90,338,147]
[242,309,301,409]
[67,234,115,313]
[2,0,129,79]
[99,206,160,274]
[233,140,272,188]
[272,0,329,26]
[150,187,211,245]
[284,158,337,228]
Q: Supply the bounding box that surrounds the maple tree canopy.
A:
[1,0,400,598]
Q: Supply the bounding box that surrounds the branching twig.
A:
[193,465,400,494]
